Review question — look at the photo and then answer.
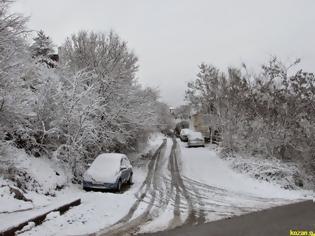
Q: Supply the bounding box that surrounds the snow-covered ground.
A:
[0,144,71,231]
[0,133,165,235]
[137,139,314,234]
[0,144,69,195]
[0,190,78,234]
[179,141,310,200]
[19,170,146,236]
[221,151,310,190]
[1,135,314,236]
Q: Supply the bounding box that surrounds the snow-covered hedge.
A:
[219,148,309,190]
[186,59,315,187]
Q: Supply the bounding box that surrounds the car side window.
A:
[125,158,130,167]
[122,158,130,168]
[120,158,126,168]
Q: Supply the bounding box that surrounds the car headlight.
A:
[83,173,93,182]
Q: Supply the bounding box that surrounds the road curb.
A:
[0,198,81,236]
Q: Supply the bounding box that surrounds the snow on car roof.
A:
[188,131,203,139]
[96,153,126,160]
[180,129,191,135]
[90,153,126,171]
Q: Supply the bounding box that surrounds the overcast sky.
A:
[12,0,315,106]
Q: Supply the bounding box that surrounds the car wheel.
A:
[116,179,122,192]
[127,173,133,185]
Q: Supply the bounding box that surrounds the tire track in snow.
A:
[129,138,175,233]
[98,139,166,236]
[167,139,182,228]
[167,138,206,227]
[98,137,298,236]
[182,175,294,205]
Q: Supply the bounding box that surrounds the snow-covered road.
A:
[20,137,312,236]
[96,138,311,236]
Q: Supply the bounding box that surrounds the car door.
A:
[120,158,129,182]
[124,158,132,182]
[124,158,132,178]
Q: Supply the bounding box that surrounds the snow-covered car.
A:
[180,128,191,142]
[83,153,133,192]
[187,131,205,147]
[175,121,189,137]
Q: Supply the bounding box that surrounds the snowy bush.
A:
[0,1,165,186]
[0,143,68,195]
[222,152,305,190]
[186,58,315,189]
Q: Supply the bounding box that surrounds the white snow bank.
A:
[0,176,54,215]
[147,133,166,150]
[0,178,33,213]
[0,144,68,195]
[178,141,312,200]
[45,211,60,220]
[0,193,78,233]
[19,164,147,236]
[15,156,68,194]
[16,222,36,234]
[224,153,306,190]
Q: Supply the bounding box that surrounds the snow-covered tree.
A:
[30,30,54,57]
[0,0,34,140]
[173,105,191,120]
[231,58,315,161]
[40,31,160,178]
[186,58,315,186]
[30,30,57,67]
[0,3,162,180]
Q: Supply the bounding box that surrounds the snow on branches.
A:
[0,1,163,182]
[186,58,315,187]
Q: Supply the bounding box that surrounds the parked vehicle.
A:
[174,121,189,137]
[187,131,205,147]
[180,128,191,142]
[83,153,133,192]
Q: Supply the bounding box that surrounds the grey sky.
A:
[12,0,315,106]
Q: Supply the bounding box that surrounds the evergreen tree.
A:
[30,30,54,58]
